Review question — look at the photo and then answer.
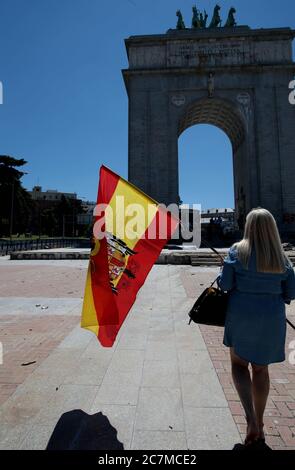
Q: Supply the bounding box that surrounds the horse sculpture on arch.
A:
[192,6,201,29]
[192,5,208,29]
[209,4,222,28]
[225,7,237,28]
[176,10,186,30]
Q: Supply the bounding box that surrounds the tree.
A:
[40,208,59,237]
[0,155,35,237]
[53,195,84,237]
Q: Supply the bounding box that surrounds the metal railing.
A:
[0,238,90,256]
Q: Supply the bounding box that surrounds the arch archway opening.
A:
[178,123,234,208]
[178,98,246,152]
[177,98,247,240]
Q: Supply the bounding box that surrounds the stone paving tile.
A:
[0,313,79,404]
[134,387,185,432]
[91,380,140,407]
[184,407,241,450]
[89,404,136,450]
[141,360,180,388]
[0,422,33,450]
[33,384,99,428]
[145,336,178,361]
[0,265,86,298]
[90,349,145,406]
[0,298,82,316]
[0,384,18,406]
[131,430,188,450]
[19,425,54,450]
[180,363,228,408]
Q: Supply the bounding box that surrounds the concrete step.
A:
[191,253,224,266]
[191,254,295,267]
[9,249,295,267]
[10,251,90,260]
[191,259,222,266]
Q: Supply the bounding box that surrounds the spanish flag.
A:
[81,166,179,347]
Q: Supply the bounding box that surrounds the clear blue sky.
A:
[0,0,294,209]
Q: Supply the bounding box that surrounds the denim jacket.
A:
[217,246,295,304]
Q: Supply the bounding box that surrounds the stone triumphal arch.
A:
[122,25,295,233]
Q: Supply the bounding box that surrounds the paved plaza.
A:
[0,257,294,450]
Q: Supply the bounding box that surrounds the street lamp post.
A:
[72,207,75,237]
[9,181,15,240]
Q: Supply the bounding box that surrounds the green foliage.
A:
[0,155,87,237]
[0,155,35,236]
[52,195,84,236]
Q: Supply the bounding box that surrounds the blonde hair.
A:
[234,208,290,273]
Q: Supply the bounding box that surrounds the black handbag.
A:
[188,241,229,327]
[188,275,229,327]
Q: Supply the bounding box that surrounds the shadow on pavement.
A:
[46,409,124,450]
[233,440,272,451]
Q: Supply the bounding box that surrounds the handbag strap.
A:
[209,275,220,288]
[201,238,226,266]
[287,318,295,330]
[201,238,224,288]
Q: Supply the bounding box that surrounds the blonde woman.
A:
[217,208,295,446]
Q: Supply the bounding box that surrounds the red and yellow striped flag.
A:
[81,166,179,347]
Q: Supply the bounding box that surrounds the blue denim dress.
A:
[217,246,295,365]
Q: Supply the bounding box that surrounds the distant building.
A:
[77,201,96,225]
[201,208,235,225]
[29,186,77,202]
